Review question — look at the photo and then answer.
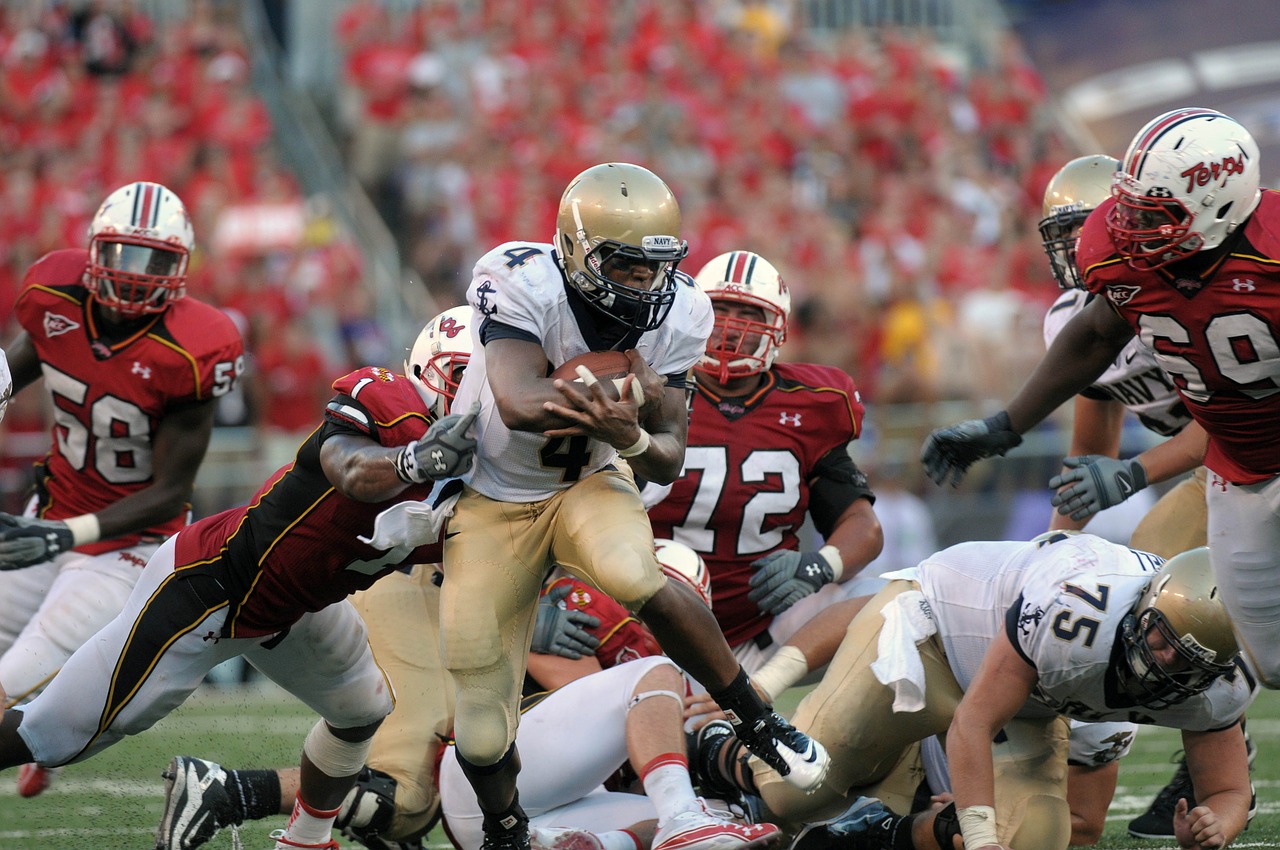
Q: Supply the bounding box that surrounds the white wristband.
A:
[958,805,999,850]
[617,429,651,459]
[64,513,101,547]
[750,645,810,703]
[818,544,844,582]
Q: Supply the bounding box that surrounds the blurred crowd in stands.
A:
[1,0,1078,514]
[331,0,1074,406]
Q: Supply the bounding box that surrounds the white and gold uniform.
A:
[755,534,1254,848]
[443,241,711,764]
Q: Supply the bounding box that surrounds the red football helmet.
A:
[693,251,790,384]
[87,182,193,317]
[405,306,474,419]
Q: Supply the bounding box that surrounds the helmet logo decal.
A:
[1181,152,1248,192]
[437,316,465,338]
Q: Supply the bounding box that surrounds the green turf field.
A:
[1,684,1276,850]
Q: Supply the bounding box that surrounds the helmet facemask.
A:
[693,251,790,384]
[1105,177,1199,270]
[1120,608,1236,709]
[563,234,684,332]
[87,181,193,319]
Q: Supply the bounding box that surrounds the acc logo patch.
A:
[44,311,81,338]
[1105,285,1141,306]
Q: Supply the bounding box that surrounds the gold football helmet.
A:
[1038,155,1118,290]
[1121,547,1239,708]
[554,163,688,332]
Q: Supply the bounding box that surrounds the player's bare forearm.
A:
[825,499,883,577]
[1136,421,1207,485]
[320,434,412,503]
[619,386,689,483]
[1006,299,1134,433]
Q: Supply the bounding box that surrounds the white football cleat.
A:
[653,798,781,850]
[735,713,830,794]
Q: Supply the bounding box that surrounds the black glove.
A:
[0,513,76,570]
[394,403,480,484]
[920,410,1022,487]
[531,583,601,659]
[1049,455,1149,521]
[747,550,833,615]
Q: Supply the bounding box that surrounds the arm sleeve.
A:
[808,445,876,537]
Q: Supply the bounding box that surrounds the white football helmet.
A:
[87,181,193,317]
[554,162,688,333]
[405,306,474,419]
[1107,108,1261,270]
[694,251,790,384]
[1038,155,1119,289]
[654,538,712,609]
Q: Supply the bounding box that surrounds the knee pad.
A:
[336,766,404,847]
[304,721,374,778]
[932,802,961,850]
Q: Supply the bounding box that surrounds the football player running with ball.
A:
[0,182,244,797]
[440,163,829,850]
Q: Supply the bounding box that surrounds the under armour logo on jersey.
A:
[779,412,802,427]
[476,281,497,317]
[43,311,80,338]
[1211,473,1228,492]
[131,361,152,380]
[1232,278,1257,291]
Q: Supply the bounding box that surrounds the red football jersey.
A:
[14,249,245,554]
[172,367,444,638]
[542,575,661,667]
[647,362,864,646]
[1079,191,1280,484]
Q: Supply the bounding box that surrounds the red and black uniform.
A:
[1079,190,1280,484]
[648,363,873,647]
[14,249,243,554]
[172,367,444,638]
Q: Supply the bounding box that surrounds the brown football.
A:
[550,350,632,382]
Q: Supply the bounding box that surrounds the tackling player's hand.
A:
[920,410,1022,487]
[1049,455,1148,521]
[0,513,75,570]
[531,583,601,659]
[394,403,480,483]
[747,550,834,615]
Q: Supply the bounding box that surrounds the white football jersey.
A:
[918,534,1253,730]
[1043,290,1191,436]
[454,241,713,501]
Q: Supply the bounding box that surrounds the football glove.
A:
[920,410,1022,487]
[0,513,75,570]
[531,583,601,659]
[1049,455,1148,521]
[394,403,480,484]
[747,550,834,615]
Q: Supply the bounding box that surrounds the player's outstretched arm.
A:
[1049,396,1125,532]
